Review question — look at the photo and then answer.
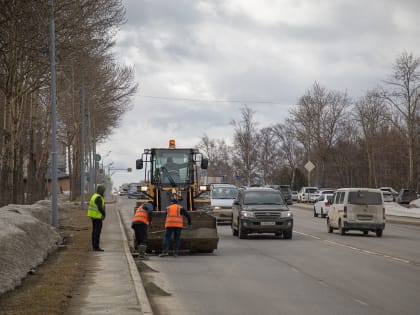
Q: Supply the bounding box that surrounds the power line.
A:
[138,94,297,106]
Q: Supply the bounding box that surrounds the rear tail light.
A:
[325,201,329,206]
[383,207,386,220]
[343,206,347,218]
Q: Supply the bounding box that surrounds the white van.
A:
[327,188,385,237]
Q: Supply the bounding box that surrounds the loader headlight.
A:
[141,186,148,192]
[241,211,255,218]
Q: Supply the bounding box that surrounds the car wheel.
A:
[338,220,346,235]
[283,229,292,239]
[275,232,282,239]
[314,207,318,217]
[376,229,383,237]
[321,208,325,218]
[363,230,369,235]
[238,219,247,239]
[231,218,238,236]
[327,219,333,233]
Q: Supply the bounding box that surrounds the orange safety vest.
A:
[132,206,150,225]
[165,204,184,228]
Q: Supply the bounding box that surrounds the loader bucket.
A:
[138,211,218,254]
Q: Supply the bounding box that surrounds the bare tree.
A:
[272,123,304,188]
[231,105,259,186]
[381,51,420,187]
[354,90,388,187]
[197,134,234,181]
[289,82,350,187]
[256,127,280,185]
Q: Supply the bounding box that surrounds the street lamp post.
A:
[50,0,58,227]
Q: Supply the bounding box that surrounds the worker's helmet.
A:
[143,203,153,211]
[170,198,178,204]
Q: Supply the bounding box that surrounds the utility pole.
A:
[49,0,58,228]
[80,79,86,210]
[87,110,94,196]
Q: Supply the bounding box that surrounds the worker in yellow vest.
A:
[131,203,154,259]
[87,185,106,251]
[159,198,192,257]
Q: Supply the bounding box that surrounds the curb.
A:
[116,208,154,315]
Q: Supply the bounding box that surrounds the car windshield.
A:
[348,191,382,205]
[306,188,318,193]
[244,191,285,205]
[212,187,238,199]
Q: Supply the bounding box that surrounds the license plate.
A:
[261,221,275,226]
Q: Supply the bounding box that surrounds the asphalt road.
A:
[120,198,420,315]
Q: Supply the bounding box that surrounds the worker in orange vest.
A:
[131,203,154,259]
[159,198,192,257]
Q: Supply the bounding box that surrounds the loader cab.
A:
[152,149,192,185]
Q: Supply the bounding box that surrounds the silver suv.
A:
[231,187,293,239]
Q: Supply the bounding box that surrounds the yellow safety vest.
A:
[87,193,104,219]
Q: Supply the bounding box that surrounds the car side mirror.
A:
[136,159,143,170]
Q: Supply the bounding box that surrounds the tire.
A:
[238,219,247,239]
[275,232,282,238]
[338,220,346,235]
[363,230,369,235]
[283,229,293,240]
[231,219,238,236]
[327,219,333,233]
[314,207,318,217]
[321,208,325,218]
[376,229,383,237]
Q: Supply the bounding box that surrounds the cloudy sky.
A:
[97,0,420,189]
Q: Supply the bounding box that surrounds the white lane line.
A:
[295,230,414,267]
[392,257,410,264]
[294,231,321,240]
[354,299,369,306]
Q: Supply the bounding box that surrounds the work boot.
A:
[138,244,147,259]
[159,250,169,257]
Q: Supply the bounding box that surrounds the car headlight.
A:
[284,211,293,218]
[240,210,255,218]
[213,206,221,210]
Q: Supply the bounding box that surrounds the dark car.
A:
[231,187,293,239]
[127,183,147,199]
[279,185,293,205]
[395,189,417,204]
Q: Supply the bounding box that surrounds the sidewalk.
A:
[65,202,152,315]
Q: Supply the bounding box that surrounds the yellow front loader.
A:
[133,140,218,253]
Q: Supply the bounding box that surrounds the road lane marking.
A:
[294,230,418,267]
[354,299,369,306]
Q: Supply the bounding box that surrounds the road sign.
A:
[304,161,315,172]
